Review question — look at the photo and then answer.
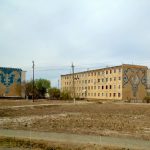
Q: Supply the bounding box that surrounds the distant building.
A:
[61,64,148,101]
[147,69,150,96]
[0,67,26,98]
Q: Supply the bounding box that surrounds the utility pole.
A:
[32,61,35,102]
[71,63,75,103]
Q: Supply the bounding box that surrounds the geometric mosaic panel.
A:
[0,67,22,94]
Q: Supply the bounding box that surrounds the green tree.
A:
[49,87,60,99]
[25,79,51,99]
[35,79,51,98]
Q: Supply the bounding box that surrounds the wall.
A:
[147,69,150,95]
[61,66,123,100]
[0,67,22,97]
[122,65,147,100]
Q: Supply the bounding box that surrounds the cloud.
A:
[0,0,150,86]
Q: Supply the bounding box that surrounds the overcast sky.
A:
[0,0,150,86]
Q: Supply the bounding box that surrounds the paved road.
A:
[0,129,150,150]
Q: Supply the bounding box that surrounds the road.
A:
[0,129,150,150]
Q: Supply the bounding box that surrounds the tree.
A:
[35,79,51,98]
[49,87,60,99]
[25,79,51,99]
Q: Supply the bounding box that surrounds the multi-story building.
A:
[147,69,150,95]
[0,67,26,98]
[61,64,147,100]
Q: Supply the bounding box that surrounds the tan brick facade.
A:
[61,64,147,100]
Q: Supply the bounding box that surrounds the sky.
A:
[0,0,150,86]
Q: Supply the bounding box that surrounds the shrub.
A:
[48,88,60,100]
[60,90,72,100]
[143,96,150,103]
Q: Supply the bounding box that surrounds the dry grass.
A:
[0,99,70,107]
[0,101,150,140]
[0,136,135,150]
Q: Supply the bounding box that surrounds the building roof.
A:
[61,64,148,76]
[0,67,22,71]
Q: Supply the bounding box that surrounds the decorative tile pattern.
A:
[0,68,22,95]
[123,68,147,97]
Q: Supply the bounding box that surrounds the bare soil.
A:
[0,99,70,107]
[0,100,150,141]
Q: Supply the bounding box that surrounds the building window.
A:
[119,68,121,73]
[98,86,100,89]
[118,85,121,89]
[110,70,112,74]
[88,86,90,90]
[94,72,96,76]
[98,93,100,96]
[110,78,112,82]
[106,78,108,82]
[118,93,121,97]
[110,85,112,89]
[106,85,108,89]
[110,93,112,97]
[102,93,104,96]
[102,78,104,82]
[98,79,100,82]
[106,70,108,74]
[91,86,93,90]
[88,80,90,83]
[106,93,108,97]
[114,85,116,89]
[94,86,96,90]
[102,86,104,89]
[119,77,121,80]
[114,77,116,81]
[113,93,116,97]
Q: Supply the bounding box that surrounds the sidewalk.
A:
[0,129,150,150]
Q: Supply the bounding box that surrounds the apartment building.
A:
[61,64,147,100]
[147,69,150,95]
[0,67,26,97]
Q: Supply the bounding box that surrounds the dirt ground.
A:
[0,100,150,141]
[0,99,71,107]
